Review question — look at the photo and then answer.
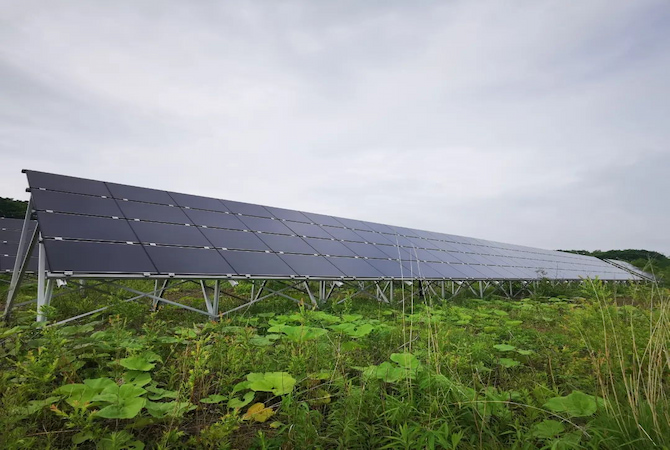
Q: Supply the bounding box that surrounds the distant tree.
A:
[0,197,28,219]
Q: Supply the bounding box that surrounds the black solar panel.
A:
[221,250,296,277]
[44,240,156,274]
[39,212,137,242]
[1,218,38,273]
[168,192,229,212]
[146,246,234,275]
[18,170,641,281]
[129,221,210,247]
[200,228,270,252]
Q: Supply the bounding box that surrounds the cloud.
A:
[0,0,668,255]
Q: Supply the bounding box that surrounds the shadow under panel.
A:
[130,221,210,247]
[145,246,234,275]
[26,170,111,196]
[106,182,174,205]
[221,250,296,277]
[38,212,137,242]
[44,240,156,274]
[278,254,344,278]
[32,190,122,217]
[200,228,270,251]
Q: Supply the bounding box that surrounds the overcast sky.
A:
[1,1,668,255]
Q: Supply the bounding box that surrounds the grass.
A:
[0,277,668,449]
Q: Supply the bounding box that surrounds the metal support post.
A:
[36,240,53,322]
[152,279,170,310]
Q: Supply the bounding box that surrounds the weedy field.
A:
[0,279,668,449]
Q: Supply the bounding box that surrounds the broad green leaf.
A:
[141,351,162,363]
[544,391,603,417]
[232,380,251,394]
[96,397,146,419]
[72,431,95,445]
[330,323,374,338]
[342,314,363,322]
[97,431,144,450]
[123,371,152,387]
[390,353,420,370]
[146,386,178,400]
[120,356,155,372]
[267,325,327,343]
[249,335,275,346]
[531,419,565,438]
[200,394,228,404]
[247,372,296,396]
[516,349,533,356]
[55,384,97,408]
[145,400,193,418]
[362,362,403,383]
[498,358,521,368]
[83,378,116,392]
[228,391,255,409]
[493,344,516,352]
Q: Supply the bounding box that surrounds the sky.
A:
[1,1,668,255]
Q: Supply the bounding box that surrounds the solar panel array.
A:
[1,217,38,273]
[605,259,655,281]
[23,170,638,281]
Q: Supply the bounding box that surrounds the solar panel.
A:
[302,238,357,257]
[17,170,640,281]
[31,190,122,217]
[264,206,311,223]
[278,254,344,278]
[221,250,296,277]
[107,182,174,205]
[44,240,155,273]
[605,259,655,281]
[256,234,316,254]
[183,209,246,230]
[39,212,137,242]
[168,192,229,212]
[118,201,191,224]
[284,222,334,239]
[146,246,234,275]
[1,218,38,273]
[129,221,210,247]
[201,228,270,252]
